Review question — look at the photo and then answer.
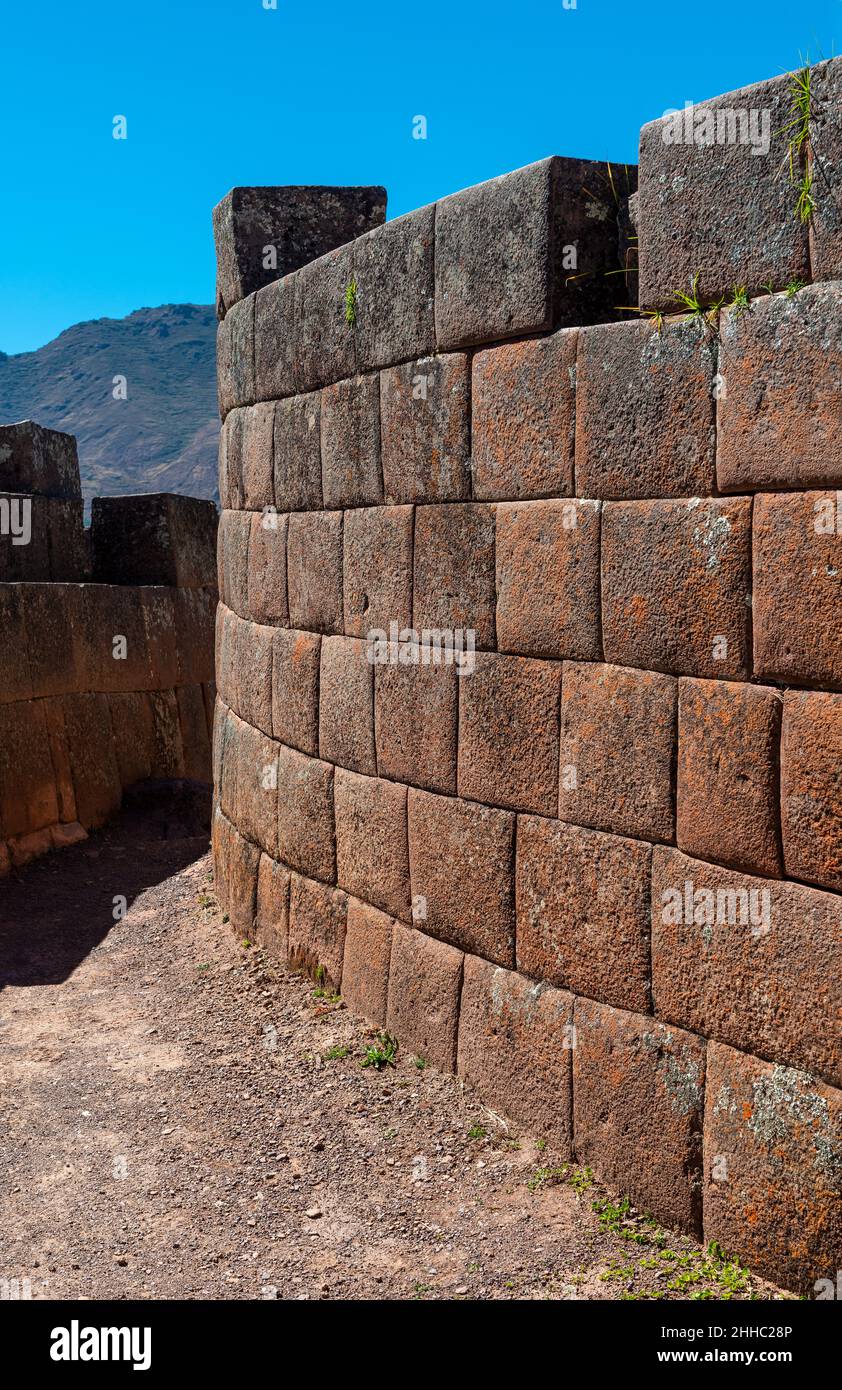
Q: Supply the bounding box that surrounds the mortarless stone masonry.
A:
[212,73,842,1294]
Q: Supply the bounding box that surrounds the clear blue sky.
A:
[1,0,839,354]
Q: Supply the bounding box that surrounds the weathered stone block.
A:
[407,788,515,966]
[231,615,273,736]
[320,374,382,509]
[637,73,810,310]
[287,511,343,635]
[48,500,89,581]
[213,184,385,315]
[18,585,86,701]
[341,898,394,1026]
[781,690,842,891]
[458,652,561,816]
[0,420,81,499]
[108,691,155,788]
[753,491,842,687]
[79,586,151,693]
[574,998,706,1235]
[810,57,842,281]
[354,205,436,370]
[253,276,297,403]
[457,956,574,1148]
[471,331,577,501]
[373,653,457,794]
[216,295,255,417]
[255,853,290,962]
[435,157,622,350]
[62,692,122,829]
[379,353,470,504]
[576,318,717,498]
[214,605,237,713]
[558,660,676,842]
[276,744,335,883]
[386,923,463,1072]
[271,628,321,757]
[318,636,375,775]
[703,1042,842,1295]
[176,683,212,782]
[677,677,782,877]
[213,807,259,937]
[148,689,186,779]
[288,873,348,992]
[42,697,77,823]
[516,816,651,1011]
[717,284,842,491]
[412,504,496,648]
[240,401,275,509]
[92,493,218,588]
[651,846,841,1086]
[0,700,59,837]
[334,768,411,921]
[294,243,356,394]
[218,508,250,617]
[0,494,51,581]
[273,392,322,512]
[139,588,179,688]
[218,710,278,856]
[247,510,288,627]
[0,586,34,703]
[343,504,413,638]
[219,408,245,510]
[602,497,752,679]
[495,499,601,659]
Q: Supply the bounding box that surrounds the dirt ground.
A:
[0,786,790,1302]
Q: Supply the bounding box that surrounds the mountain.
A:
[0,304,219,507]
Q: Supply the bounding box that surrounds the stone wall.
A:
[211,68,842,1296]
[0,421,217,873]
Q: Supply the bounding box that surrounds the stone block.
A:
[435,156,622,350]
[218,710,278,857]
[213,807,260,937]
[677,677,783,877]
[471,331,577,501]
[601,497,752,679]
[253,275,297,403]
[231,616,273,736]
[47,499,89,581]
[651,846,841,1087]
[407,788,515,966]
[240,401,275,509]
[217,294,255,417]
[341,898,394,1026]
[516,816,652,1011]
[717,284,842,491]
[273,391,322,512]
[173,586,216,687]
[108,692,155,788]
[808,57,842,281]
[318,636,375,775]
[287,511,343,635]
[276,744,335,882]
[61,692,122,829]
[0,700,59,837]
[637,73,810,310]
[558,660,676,842]
[353,205,436,370]
[271,628,321,756]
[148,688,186,779]
[294,243,356,394]
[255,853,290,961]
[495,499,601,659]
[0,420,81,498]
[19,584,84,699]
[139,587,180,688]
[573,998,706,1235]
[213,184,385,315]
[0,586,34,703]
[343,504,413,638]
[781,689,842,891]
[177,683,212,782]
[457,955,574,1149]
[373,652,458,794]
[334,768,411,921]
[287,872,348,992]
[320,373,382,509]
[219,407,245,510]
[379,353,470,504]
[386,923,463,1072]
[458,652,561,816]
[753,491,842,687]
[78,586,151,693]
[91,493,218,588]
[576,318,717,498]
[246,510,288,627]
[412,503,496,649]
[703,1042,842,1295]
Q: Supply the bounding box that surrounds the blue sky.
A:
[1,0,839,354]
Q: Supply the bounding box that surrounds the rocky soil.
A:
[0,790,789,1301]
